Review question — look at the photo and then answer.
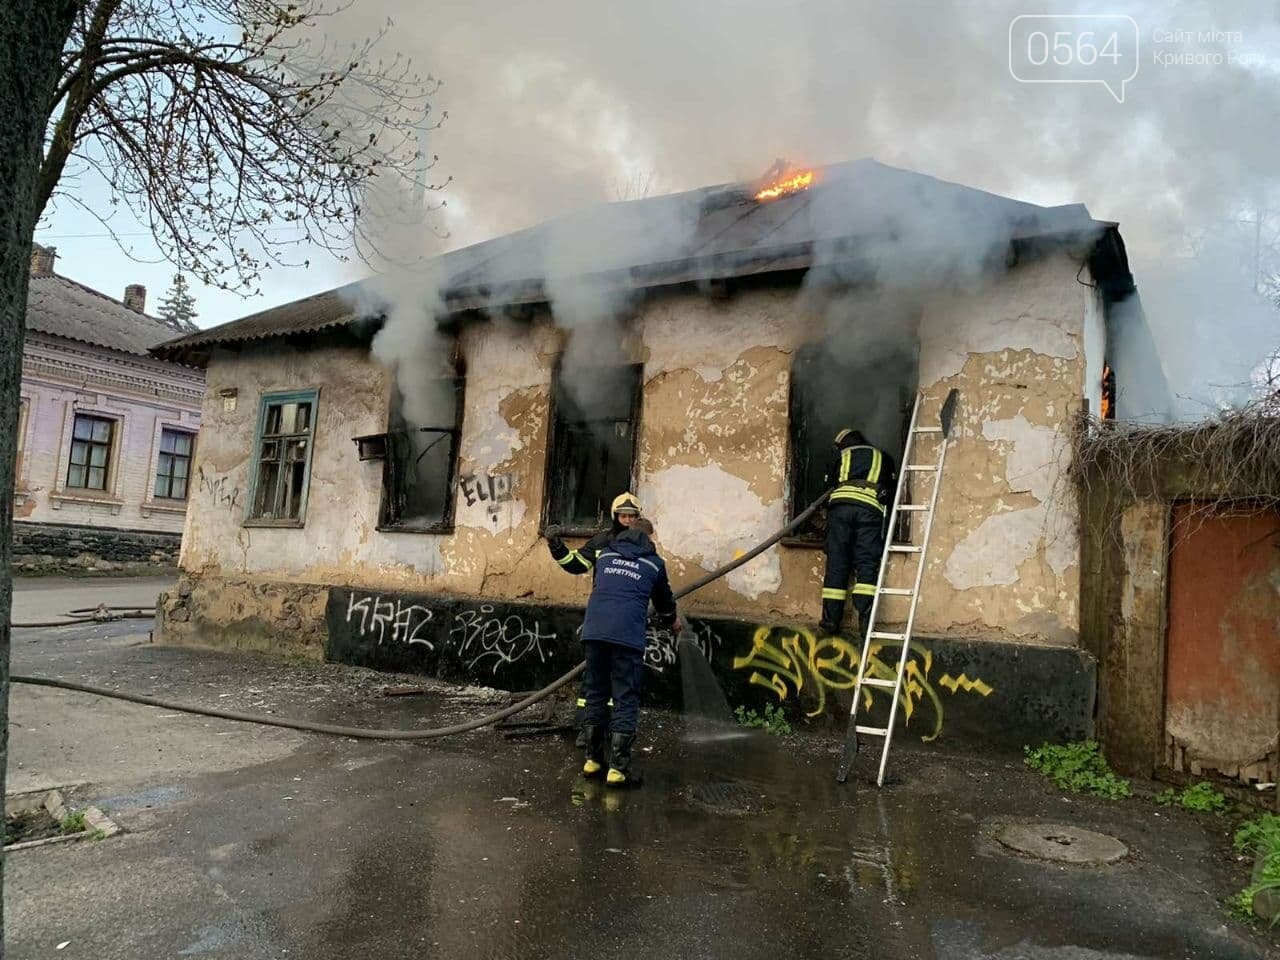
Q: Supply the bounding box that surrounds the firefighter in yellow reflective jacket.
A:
[544,492,643,577]
[544,492,642,744]
[820,429,897,637]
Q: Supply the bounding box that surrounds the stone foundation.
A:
[157,575,327,658]
[11,521,181,575]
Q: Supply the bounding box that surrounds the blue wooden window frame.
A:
[244,388,320,527]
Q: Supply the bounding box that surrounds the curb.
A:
[4,789,122,852]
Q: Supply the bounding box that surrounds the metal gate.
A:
[1165,503,1280,784]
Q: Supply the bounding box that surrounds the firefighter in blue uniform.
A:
[579,517,679,787]
[820,429,897,637]
[545,492,643,742]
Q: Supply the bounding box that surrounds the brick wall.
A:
[17,333,204,534]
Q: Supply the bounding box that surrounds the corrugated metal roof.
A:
[26,274,192,356]
[154,159,1126,364]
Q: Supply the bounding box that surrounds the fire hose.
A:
[11,490,832,740]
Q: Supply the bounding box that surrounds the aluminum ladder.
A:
[836,388,958,787]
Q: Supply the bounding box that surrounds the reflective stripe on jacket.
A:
[827,444,894,512]
[547,529,613,577]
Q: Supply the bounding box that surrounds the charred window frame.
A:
[245,389,319,527]
[785,342,916,545]
[542,361,643,535]
[378,374,466,533]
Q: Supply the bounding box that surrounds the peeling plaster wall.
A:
[636,288,799,613]
[177,252,1095,649]
[910,250,1089,645]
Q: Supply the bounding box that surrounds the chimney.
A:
[30,244,56,277]
[124,284,146,313]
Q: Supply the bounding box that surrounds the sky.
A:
[34,0,1280,409]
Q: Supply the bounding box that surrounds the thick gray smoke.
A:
[331,0,1280,423]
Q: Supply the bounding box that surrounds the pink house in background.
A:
[13,245,205,572]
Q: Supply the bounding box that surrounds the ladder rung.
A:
[903,465,937,472]
[897,504,927,512]
[878,587,913,596]
[887,545,921,553]
[869,631,907,641]
[855,725,889,737]
[860,677,898,689]
[913,426,942,434]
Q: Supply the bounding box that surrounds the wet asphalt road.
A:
[5,594,1275,959]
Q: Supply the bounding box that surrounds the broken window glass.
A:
[544,363,643,531]
[248,393,317,522]
[379,378,464,532]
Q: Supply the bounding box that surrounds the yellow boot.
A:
[581,725,606,779]
[605,733,636,788]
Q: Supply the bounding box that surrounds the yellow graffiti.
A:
[938,673,994,697]
[731,626,993,742]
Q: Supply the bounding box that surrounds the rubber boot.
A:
[576,698,615,749]
[581,725,606,778]
[574,698,588,748]
[606,733,636,787]
[857,609,871,641]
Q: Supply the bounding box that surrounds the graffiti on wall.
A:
[451,605,555,674]
[459,472,514,516]
[197,466,241,513]
[644,621,722,674]
[731,626,993,741]
[346,592,434,648]
[341,591,557,672]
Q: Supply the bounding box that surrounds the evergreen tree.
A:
[157,273,198,330]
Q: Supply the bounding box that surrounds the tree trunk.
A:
[0,1,79,951]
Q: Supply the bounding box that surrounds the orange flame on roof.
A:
[755,169,815,201]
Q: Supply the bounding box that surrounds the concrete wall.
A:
[171,249,1093,653]
[17,333,204,535]
[1082,436,1280,806]
[1091,499,1169,775]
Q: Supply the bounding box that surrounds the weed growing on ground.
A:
[1233,813,1280,924]
[60,811,87,835]
[1156,782,1229,812]
[1023,741,1131,799]
[735,703,792,736]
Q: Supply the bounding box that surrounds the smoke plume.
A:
[330,0,1280,422]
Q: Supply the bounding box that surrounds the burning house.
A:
[152,160,1144,747]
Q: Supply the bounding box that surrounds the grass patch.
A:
[1024,740,1131,799]
[1156,781,1229,812]
[1234,813,1280,923]
[60,811,88,835]
[735,703,792,736]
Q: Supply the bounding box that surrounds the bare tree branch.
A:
[40,0,447,293]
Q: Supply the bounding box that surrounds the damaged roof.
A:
[153,159,1133,365]
[144,283,369,354]
[27,273,192,357]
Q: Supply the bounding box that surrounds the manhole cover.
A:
[995,823,1128,864]
[686,780,759,816]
